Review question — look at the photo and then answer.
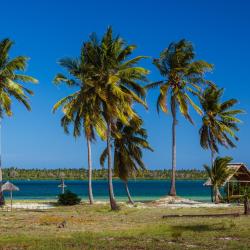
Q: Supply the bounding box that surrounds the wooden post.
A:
[244,195,250,215]
[227,181,230,203]
[62,179,65,194]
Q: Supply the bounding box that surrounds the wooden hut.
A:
[204,163,250,201]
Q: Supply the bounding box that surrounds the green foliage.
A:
[204,156,234,202]
[100,118,153,182]
[199,86,244,153]
[0,38,38,118]
[226,184,250,202]
[204,156,233,188]
[57,190,81,206]
[147,39,212,120]
[53,47,106,141]
[53,27,149,138]
[171,230,183,242]
[2,167,207,180]
[77,27,149,131]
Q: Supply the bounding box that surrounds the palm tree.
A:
[204,156,233,203]
[100,118,153,204]
[0,38,38,205]
[81,27,149,210]
[53,46,106,205]
[146,39,212,196]
[199,86,244,164]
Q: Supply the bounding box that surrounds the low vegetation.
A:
[0,203,249,249]
[57,190,81,206]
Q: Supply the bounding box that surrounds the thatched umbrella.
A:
[1,181,19,211]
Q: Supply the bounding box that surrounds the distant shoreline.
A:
[2,178,207,181]
[2,168,207,181]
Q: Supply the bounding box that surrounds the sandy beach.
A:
[3,196,237,210]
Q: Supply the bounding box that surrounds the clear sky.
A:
[0,0,249,169]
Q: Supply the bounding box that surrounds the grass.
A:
[0,202,249,249]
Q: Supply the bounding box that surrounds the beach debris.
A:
[57,220,67,228]
[149,196,232,208]
[1,181,19,211]
[218,237,240,241]
[162,213,240,219]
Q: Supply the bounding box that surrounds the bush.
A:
[58,190,81,206]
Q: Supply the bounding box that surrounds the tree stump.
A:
[244,196,250,215]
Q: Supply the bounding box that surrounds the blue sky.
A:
[0,0,249,169]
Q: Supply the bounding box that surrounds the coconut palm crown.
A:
[0,39,38,116]
[204,156,233,203]
[199,86,244,160]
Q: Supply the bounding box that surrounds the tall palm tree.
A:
[53,46,106,205]
[0,38,38,205]
[82,27,149,210]
[100,118,153,204]
[199,86,243,164]
[204,156,233,203]
[146,39,212,196]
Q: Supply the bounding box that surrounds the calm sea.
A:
[2,180,211,202]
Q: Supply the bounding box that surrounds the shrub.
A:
[58,190,81,206]
[171,230,183,242]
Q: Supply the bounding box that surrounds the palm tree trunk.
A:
[169,98,177,196]
[214,186,221,203]
[0,119,4,206]
[124,181,134,204]
[87,137,94,205]
[210,186,214,202]
[210,150,215,202]
[107,122,119,210]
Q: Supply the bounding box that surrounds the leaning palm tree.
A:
[146,39,212,196]
[199,86,243,164]
[204,156,233,203]
[82,27,149,210]
[100,118,153,204]
[0,38,38,205]
[53,48,106,205]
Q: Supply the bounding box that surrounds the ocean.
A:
[2,179,212,202]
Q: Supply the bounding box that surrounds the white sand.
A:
[6,203,54,210]
[148,196,233,209]
[3,197,236,210]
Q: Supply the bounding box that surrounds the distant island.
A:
[2,167,207,180]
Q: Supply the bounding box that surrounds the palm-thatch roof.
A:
[203,163,250,186]
[1,181,19,191]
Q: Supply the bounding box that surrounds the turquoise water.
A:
[2,179,211,202]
